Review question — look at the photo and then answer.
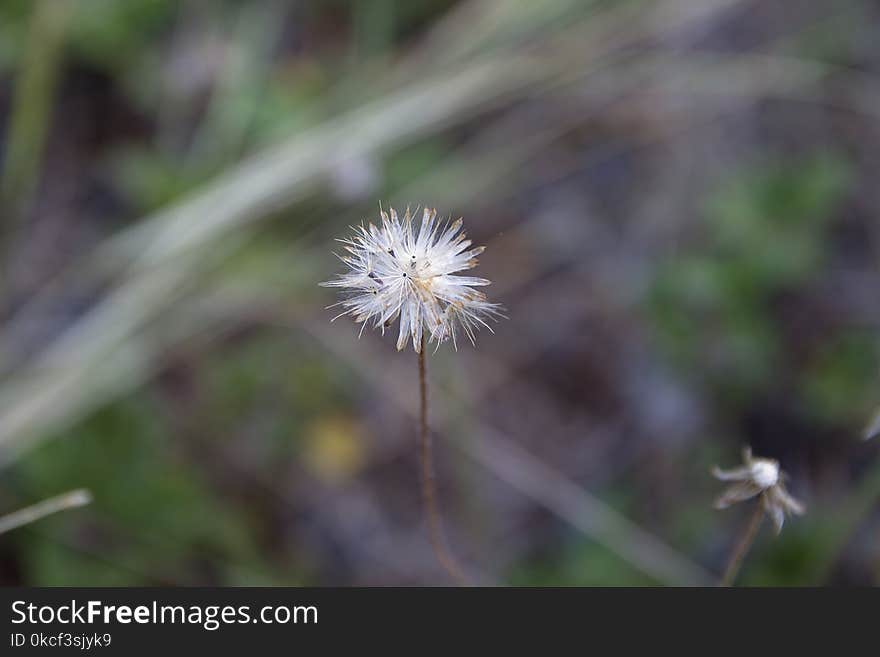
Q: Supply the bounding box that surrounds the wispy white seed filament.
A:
[321,207,502,352]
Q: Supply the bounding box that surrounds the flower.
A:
[321,206,502,352]
[712,447,805,533]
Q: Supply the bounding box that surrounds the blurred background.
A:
[0,0,879,586]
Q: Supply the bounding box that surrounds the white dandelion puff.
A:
[320,206,503,352]
[712,447,805,534]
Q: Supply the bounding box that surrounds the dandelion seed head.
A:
[321,206,502,352]
[712,447,804,534]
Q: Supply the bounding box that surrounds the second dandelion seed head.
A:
[321,206,502,352]
[712,447,805,533]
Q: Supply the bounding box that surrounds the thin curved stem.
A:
[719,502,764,587]
[417,336,468,585]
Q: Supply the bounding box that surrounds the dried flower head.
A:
[712,447,805,533]
[321,206,502,352]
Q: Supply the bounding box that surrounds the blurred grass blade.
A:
[473,427,714,586]
[297,317,713,586]
[0,488,92,535]
[1,0,72,234]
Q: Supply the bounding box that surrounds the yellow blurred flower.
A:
[302,415,367,483]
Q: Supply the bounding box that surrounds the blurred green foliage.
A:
[650,156,851,401]
[0,0,176,73]
[801,333,880,427]
[11,398,273,585]
[508,539,656,587]
[7,330,363,585]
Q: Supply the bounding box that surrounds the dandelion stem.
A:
[417,335,468,585]
[719,502,764,587]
